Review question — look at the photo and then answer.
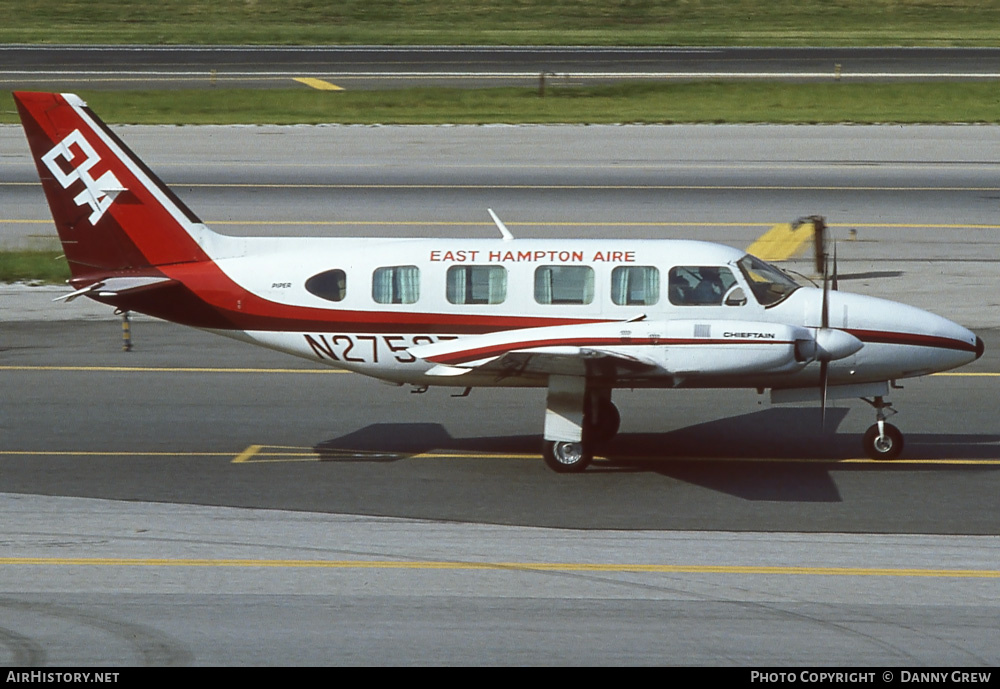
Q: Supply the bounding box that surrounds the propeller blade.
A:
[820,359,829,429]
[832,241,839,291]
[821,252,830,329]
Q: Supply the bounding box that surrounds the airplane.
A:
[13,91,985,472]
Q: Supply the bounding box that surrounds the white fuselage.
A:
[193,235,980,390]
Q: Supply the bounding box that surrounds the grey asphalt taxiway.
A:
[4,46,1000,90]
[2,124,999,665]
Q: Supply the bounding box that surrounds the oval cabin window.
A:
[305,269,347,302]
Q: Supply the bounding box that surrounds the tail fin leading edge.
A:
[14,92,212,278]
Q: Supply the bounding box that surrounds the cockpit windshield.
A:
[736,254,801,307]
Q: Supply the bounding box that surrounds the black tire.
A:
[862,423,904,460]
[588,400,621,445]
[542,440,593,473]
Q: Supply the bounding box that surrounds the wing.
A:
[409,321,660,380]
[409,319,816,382]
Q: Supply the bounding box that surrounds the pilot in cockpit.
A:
[689,267,725,304]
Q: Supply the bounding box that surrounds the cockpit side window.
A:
[668,266,738,306]
[736,254,801,307]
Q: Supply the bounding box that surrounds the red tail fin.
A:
[14,92,211,279]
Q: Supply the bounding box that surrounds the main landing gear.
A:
[542,440,592,473]
[541,376,619,473]
[540,381,908,470]
[861,395,903,460]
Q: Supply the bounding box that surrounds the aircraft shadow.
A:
[312,410,1000,501]
[313,423,536,461]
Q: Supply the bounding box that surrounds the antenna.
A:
[488,208,514,241]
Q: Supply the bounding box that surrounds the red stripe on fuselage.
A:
[846,328,977,353]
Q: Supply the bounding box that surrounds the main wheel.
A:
[862,423,904,460]
[587,399,621,445]
[542,440,593,473]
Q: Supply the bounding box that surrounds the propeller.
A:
[791,231,861,427]
[820,251,830,427]
[816,240,857,429]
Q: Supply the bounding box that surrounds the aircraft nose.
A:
[976,336,985,360]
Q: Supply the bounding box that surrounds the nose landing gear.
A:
[861,395,903,460]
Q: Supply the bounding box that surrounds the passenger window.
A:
[446,265,507,304]
[305,269,347,302]
[372,265,420,304]
[668,266,739,306]
[534,266,595,305]
[611,266,659,306]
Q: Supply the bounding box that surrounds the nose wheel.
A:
[862,422,904,460]
[861,395,903,460]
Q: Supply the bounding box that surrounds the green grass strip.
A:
[5,80,999,282]
[5,83,1000,125]
[3,0,1000,46]
[0,251,70,285]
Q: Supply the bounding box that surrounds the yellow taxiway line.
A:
[0,450,236,458]
[0,557,996,578]
[933,372,1000,377]
[7,217,1000,230]
[2,447,999,465]
[0,366,344,374]
[746,221,814,261]
[243,453,1000,466]
[293,77,344,91]
[229,446,1000,466]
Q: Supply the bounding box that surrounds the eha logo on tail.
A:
[41,129,125,224]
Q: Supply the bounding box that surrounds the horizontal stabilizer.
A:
[54,276,175,303]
